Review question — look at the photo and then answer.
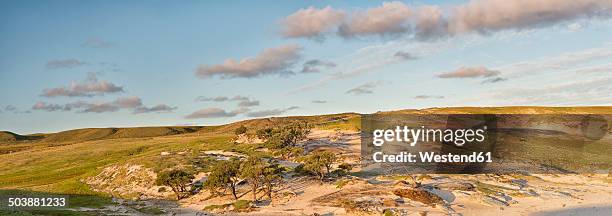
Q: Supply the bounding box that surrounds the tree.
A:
[261,161,283,199]
[240,156,265,202]
[301,151,336,182]
[155,169,194,200]
[204,157,241,199]
[257,122,311,149]
[234,125,248,135]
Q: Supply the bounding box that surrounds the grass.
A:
[314,115,361,131]
[203,200,252,212]
[0,132,232,195]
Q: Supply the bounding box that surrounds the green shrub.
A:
[233,200,252,210]
[338,163,352,171]
[301,151,336,182]
[155,169,194,200]
[204,157,241,199]
[256,122,310,149]
[234,125,247,135]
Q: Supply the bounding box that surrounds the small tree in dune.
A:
[240,156,265,202]
[155,169,194,200]
[204,157,241,199]
[302,151,336,182]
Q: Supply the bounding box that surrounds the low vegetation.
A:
[204,158,241,199]
[301,151,337,182]
[155,169,194,200]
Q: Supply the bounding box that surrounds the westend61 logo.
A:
[360,114,611,174]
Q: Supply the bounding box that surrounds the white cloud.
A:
[281,6,345,39]
[339,1,412,38]
[185,108,247,119]
[437,66,500,78]
[133,104,177,114]
[246,106,299,118]
[300,59,336,73]
[282,0,612,40]
[32,96,176,114]
[196,44,301,78]
[41,73,124,97]
[346,81,386,95]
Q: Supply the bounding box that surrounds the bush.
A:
[275,147,304,159]
[204,157,241,199]
[293,164,308,175]
[338,163,352,171]
[234,125,248,135]
[301,151,336,182]
[233,200,252,211]
[240,156,265,201]
[257,122,310,149]
[155,169,194,200]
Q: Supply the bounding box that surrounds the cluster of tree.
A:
[204,156,284,202]
[157,151,348,200]
[256,122,311,149]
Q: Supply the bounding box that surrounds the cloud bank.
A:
[32,96,176,114]
[281,0,612,40]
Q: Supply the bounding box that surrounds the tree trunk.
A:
[252,184,258,202]
[266,182,272,199]
[231,183,238,199]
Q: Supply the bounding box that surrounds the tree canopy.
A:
[155,169,194,200]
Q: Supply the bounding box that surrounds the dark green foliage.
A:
[234,125,248,135]
[338,162,352,171]
[240,156,265,201]
[256,122,311,149]
[301,151,336,182]
[262,161,284,199]
[155,169,194,200]
[204,157,241,199]
[293,164,308,175]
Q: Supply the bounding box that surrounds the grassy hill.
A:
[0,131,44,142]
[0,106,609,197]
[3,106,610,145]
[40,126,204,143]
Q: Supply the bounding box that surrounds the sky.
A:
[1,0,612,134]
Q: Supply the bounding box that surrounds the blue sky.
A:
[1,0,611,134]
